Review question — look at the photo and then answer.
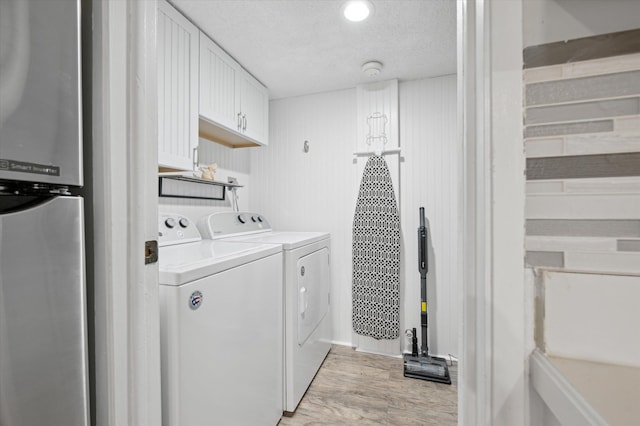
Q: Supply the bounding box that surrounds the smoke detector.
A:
[362,61,383,77]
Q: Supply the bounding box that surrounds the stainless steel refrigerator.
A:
[0,1,89,425]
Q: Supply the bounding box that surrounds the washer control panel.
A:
[159,213,202,246]
[198,211,271,239]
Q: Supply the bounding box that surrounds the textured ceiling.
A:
[171,0,457,100]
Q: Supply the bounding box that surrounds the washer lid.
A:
[159,240,281,285]
[224,231,329,250]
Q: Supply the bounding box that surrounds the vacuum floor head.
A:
[403,354,452,385]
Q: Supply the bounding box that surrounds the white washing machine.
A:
[198,212,332,413]
[158,213,283,426]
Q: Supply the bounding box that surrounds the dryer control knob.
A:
[257,216,263,222]
[251,215,259,222]
[238,214,247,224]
[165,217,176,229]
[179,218,189,228]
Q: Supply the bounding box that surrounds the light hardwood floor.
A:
[279,345,458,425]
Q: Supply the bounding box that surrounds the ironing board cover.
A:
[352,155,400,340]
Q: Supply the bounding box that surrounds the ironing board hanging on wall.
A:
[352,155,400,340]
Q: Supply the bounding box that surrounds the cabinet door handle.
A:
[237,112,242,130]
[242,115,247,131]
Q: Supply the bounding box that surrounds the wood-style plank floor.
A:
[279,345,458,425]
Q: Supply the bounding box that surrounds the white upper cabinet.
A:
[158,0,199,170]
[199,33,240,133]
[237,68,269,145]
[199,33,269,147]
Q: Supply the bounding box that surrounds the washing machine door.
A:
[297,247,330,345]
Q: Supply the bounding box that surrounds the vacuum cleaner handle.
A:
[418,207,428,276]
[418,207,429,356]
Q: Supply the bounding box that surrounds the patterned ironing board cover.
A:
[352,155,400,340]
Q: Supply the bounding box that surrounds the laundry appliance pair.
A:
[158,211,331,425]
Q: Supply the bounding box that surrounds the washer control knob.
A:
[257,216,263,222]
[165,217,176,229]
[251,215,258,222]
[238,214,247,224]
[179,218,189,228]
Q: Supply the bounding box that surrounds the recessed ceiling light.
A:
[342,1,373,22]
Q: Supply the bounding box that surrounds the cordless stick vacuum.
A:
[403,207,452,384]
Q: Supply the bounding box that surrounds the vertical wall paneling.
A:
[356,80,399,152]
[250,90,359,348]
[250,76,459,358]
[157,139,251,221]
[400,77,460,359]
[353,80,401,356]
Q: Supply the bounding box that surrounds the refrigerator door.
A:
[0,0,82,187]
[0,196,89,426]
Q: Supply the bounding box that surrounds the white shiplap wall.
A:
[399,76,460,358]
[250,88,359,347]
[352,80,402,357]
[250,75,460,357]
[158,138,251,221]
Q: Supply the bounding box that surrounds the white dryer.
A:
[158,213,283,426]
[198,212,332,413]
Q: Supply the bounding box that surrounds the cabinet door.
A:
[238,68,269,145]
[158,0,199,170]
[199,33,241,133]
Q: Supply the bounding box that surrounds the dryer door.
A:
[297,247,330,345]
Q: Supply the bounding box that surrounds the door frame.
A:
[93,0,527,424]
[458,1,491,423]
[458,1,527,425]
[92,0,161,424]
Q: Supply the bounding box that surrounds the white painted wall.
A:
[543,271,640,367]
[250,75,460,357]
[523,0,640,47]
